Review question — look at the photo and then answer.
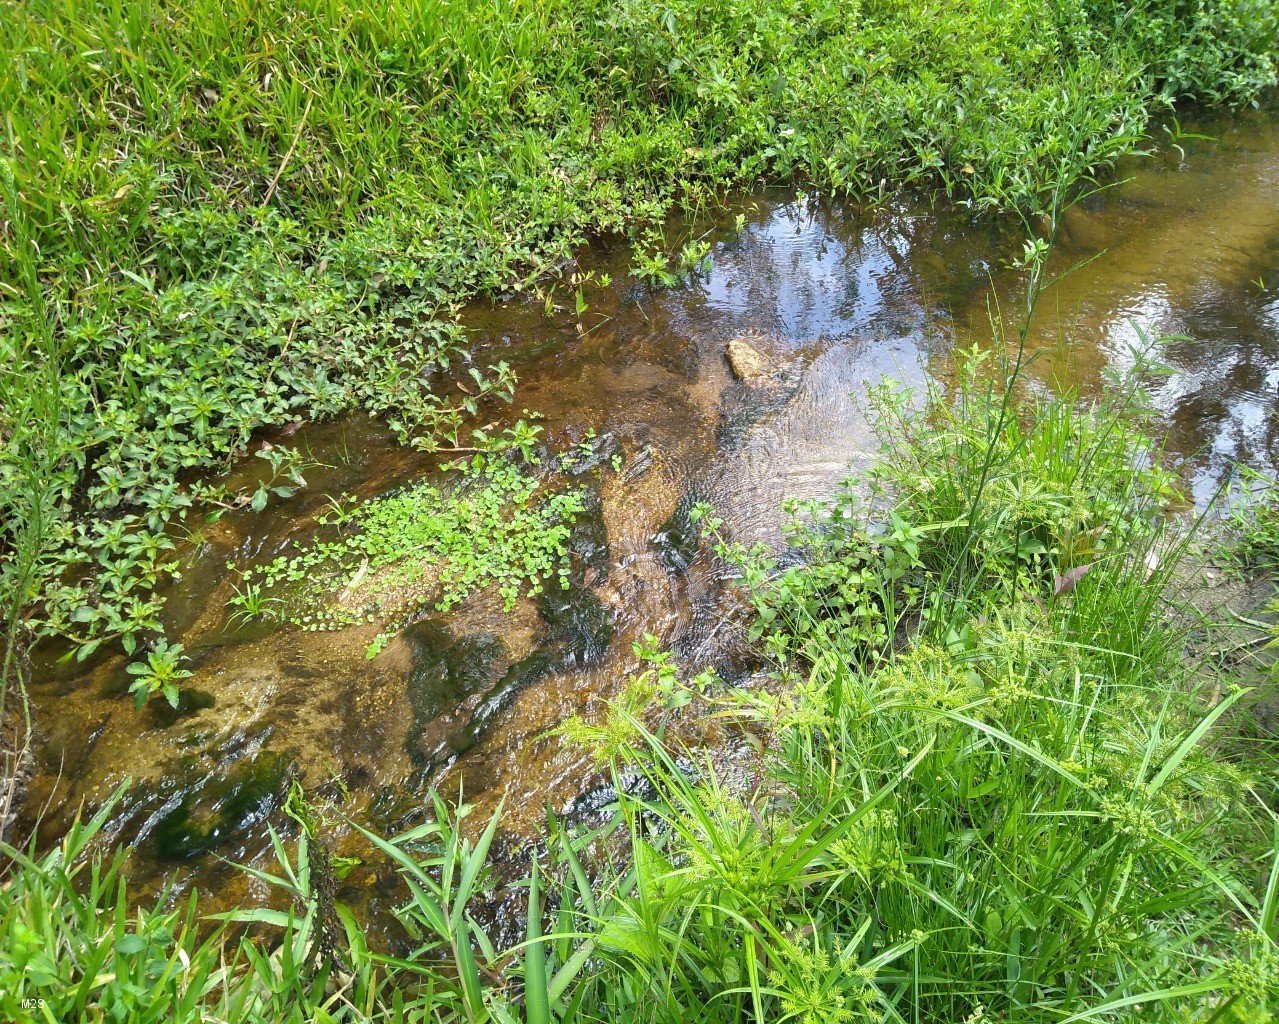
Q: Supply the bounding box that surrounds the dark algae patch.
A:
[404,622,504,728]
[152,750,293,861]
[411,578,617,776]
[652,492,710,575]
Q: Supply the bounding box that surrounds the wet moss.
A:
[562,487,610,581]
[411,583,616,778]
[537,584,614,666]
[404,620,503,725]
[153,750,293,860]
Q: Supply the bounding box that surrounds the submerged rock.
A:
[562,430,622,478]
[715,350,807,453]
[39,711,107,777]
[563,488,611,581]
[537,583,615,666]
[651,492,707,575]
[725,337,770,379]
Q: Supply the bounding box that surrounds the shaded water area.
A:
[20,96,1279,936]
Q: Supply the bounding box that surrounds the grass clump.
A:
[714,342,1181,664]
[562,349,1279,1021]
[0,788,450,1023]
[1221,471,1279,659]
[1225,468,1279,577]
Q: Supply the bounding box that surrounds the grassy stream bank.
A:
[6,341,1279,1022]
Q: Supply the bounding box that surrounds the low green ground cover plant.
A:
[228,445,586,658]
[0,207,519,662]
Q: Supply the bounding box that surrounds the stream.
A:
[19,95,1279,935]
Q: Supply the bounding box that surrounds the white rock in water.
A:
[725,337,769,379]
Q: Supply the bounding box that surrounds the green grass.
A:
[676,346,1275,1022]
[1225,469,1279,576]
[4,0,1277,289]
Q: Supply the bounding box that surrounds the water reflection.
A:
[978,95,1279,500]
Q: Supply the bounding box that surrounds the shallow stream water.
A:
[20,95,1279,932]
